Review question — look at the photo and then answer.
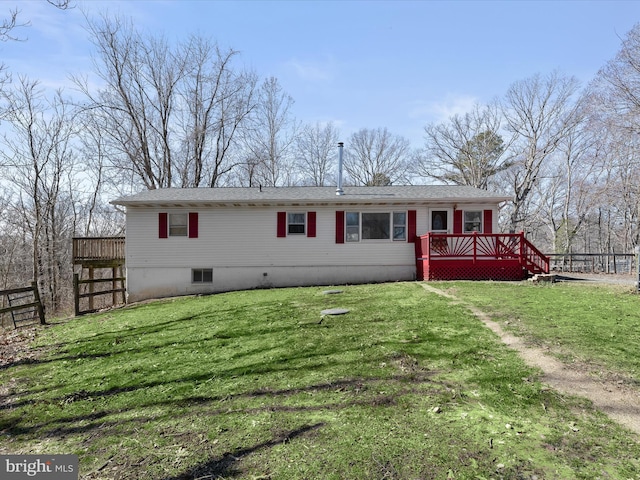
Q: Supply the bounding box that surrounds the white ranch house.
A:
[110,185,517,303]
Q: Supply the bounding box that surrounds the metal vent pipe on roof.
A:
[336,142,344,196]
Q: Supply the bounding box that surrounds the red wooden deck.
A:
[415,232,549,281]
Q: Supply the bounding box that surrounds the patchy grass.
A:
[1,283,639,479]
[438,281,640,381]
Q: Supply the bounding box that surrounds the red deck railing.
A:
[415,232,549,281]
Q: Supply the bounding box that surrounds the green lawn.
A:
[437,281,640,380]
[1,282,639,479]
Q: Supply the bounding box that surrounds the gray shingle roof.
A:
[111,185,509,207]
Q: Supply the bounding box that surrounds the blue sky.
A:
[2,0,640,147]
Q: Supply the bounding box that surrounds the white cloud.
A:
[285,55,336,82]
[409,94,479,124]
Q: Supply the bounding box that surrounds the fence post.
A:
[636,246,640,294]
[31,281,46,325]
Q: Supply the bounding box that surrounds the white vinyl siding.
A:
[122,203,499,301]
[126,206,418,269]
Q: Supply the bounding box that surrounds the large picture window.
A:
[464,211,483,233]
[362,213,390,239]
[345,211,407,242]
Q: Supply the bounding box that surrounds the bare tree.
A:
[295,121,339,186]
[587,23,640,253]
[241,77,298,187]
[0,2,71,42]
[534,108,600,253]
[0,77,77,312]
[75,15,188,190]
[344,127,412,186]
[592,23,640,133]
[77,14,258,190]
[594,126,640,252]
[74,109,128,236]
[418,103,510,189]
[0,8,23,42]
[0,192,18,294]
[0,1,74,130]
[177,36,257,188]
[500,71,582,232]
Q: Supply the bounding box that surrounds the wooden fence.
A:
[73,271,126,316]
[0,282,46,328]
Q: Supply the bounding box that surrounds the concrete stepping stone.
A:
[320,308,349,316]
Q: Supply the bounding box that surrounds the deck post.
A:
[73,273,80,316]
[120,266,126,304]
[112,267,117,306]
[88,267,94,311]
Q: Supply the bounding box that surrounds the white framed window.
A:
[345,211,407,242]
[393,212,406,241]
[346,212,360,242]
[464,211,483,233]
[169,213,188,236]
[192,268,213,283]
[288,213,306,235]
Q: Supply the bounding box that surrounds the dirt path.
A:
[419,283,640,436]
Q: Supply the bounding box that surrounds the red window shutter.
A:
[483,210,493,234]
[335,211,344,244]
[188,212,199,238]
[277,211,287,237]
[307,211,316,237]
[159,212,168,239]
[408,210,417,243]
[453,210,463,234]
